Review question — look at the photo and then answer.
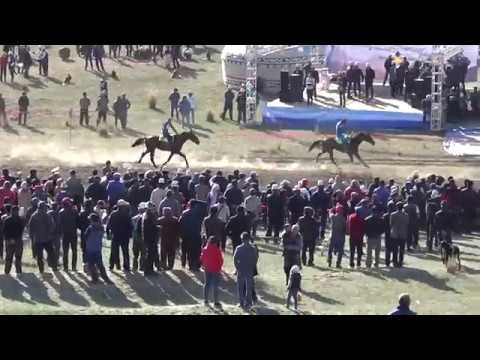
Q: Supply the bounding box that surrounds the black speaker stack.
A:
[280,71,304,103]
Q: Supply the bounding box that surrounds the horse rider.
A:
[336,119,351,151]
[162,118,178,146]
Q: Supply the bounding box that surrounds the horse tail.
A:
[309,140,323,152]
[131,137,146,148]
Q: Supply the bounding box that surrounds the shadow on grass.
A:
[26,76,48,89]
[191,123,214,134]
[46,76,64,85]
[3,82,25,91]
[151,107,165,114]
[176,65,207,80]
[301,289,344,305]
[21,124,45,135]
[123,127,147,138]
[382,267,461,293]
[20,273,59,306]
[2,124,20,135]
[43,271,90,307]
[0,275,36,305]
[68,271,141,308]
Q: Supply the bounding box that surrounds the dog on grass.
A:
[440,241,461,271]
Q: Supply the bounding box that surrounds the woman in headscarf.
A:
[207,183,221,209]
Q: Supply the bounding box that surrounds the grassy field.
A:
[0,45,479,315]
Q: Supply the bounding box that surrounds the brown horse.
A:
[132,130,200,169]
[308,132,375,167]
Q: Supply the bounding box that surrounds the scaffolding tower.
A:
[245,45,258,123]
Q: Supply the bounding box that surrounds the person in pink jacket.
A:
[200,236,224,308]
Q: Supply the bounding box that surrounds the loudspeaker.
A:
[280,71,289,93]
[290,74,303,102]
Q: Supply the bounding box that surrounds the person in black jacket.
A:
[365,206,385,268]
[460,180,478,234]
[383,55,393,86]
[221,87,235,120]
[310,182,330,240]
[425,190,441,251]
[58,198,80,272]
[266,185,285,243]
[297,207,319,266]
[107,200,133,271]
[225,205,250,252]
[236,89,247,124]
[78,199,94,266]
[85,176,107,204]
[287,187,309,225]
[346,63,355,98]
[337,71,347,107]
[383,201,396,267]
[352,62,364,98]
[364,63,375,100]
[224,180,244,216]
[3,206,25,274]
[140,203,160,276]
[83,45,94,70]
[434,201,453,244]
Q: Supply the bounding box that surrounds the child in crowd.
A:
[286,265,302,310]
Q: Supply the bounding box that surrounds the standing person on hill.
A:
[236,88,247,123]
[178,95,192,128]
[168,88,180,120]
[347,207,365,268]
[93,45,105,72]
[58,198,80,272]
[327,204,347,268]
[0,93,6,127]
[297,206,319,266]
[364,63,375,101]
[79,92,91,126]
[282,224,303,285]
[3,206,25,274]
[233,232,258,311]
[0,52,8,82]
[106,199,133,272]
[337,71,347,107]
[83,45,94,70]
[225,205,250,252]
[383,55,393,86]
[28,201,57,273]
[364,206,385,268]
[200,236,224,307]
[158,207,180,270]
[118,94,131,130]
[18,92,29,126]
[390,202,409,267]
[84,213,112,284]
[96,94,109,128]
[221,86,235,121]
[188,92,196,125]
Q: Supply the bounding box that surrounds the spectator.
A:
[106,173,126,209]
[404,195,420,251]
[131,202,147,272]
[79,92,91,126]
[210,171,228,193]
[215,196,230,224]
[390,202,409,267]
[202,206,226,252]
[266,184,285,244]
[58,198,80,272]
[221,86,235,120]
[388,293,417,315]
[328,204,347,268]
[84,213,112,284]
[460,180,478,234]
[93,45,105,72]
[297,206,319,266]
[28,201,57,273]
[3,206,25,274]
[364,63,375,100]
[85,176,107,204]
[287,186,309,225]
[383,201,396,267]
[139,203,160,275]
[18,92,29,126]
[347,207,365,268]
[78,199,94,266]
[0,93,6,127]
[236,88,247,123]
[286,265,302,310]
[168,88,180,120]
[17,181,31,216]
[200,236,224,307]
[118,94,131,130]
[310,181,330,240]
[282,224,303,285]
[435,200,454,244]
[158,207,180,270]
[233,232,258,311]
[224,180,244,216]
[0,52,7,82]
[106,199,133,272]
[179,95,191,128]
[188,92,196,124]
[96,94,109,128]
[364,206,385,268]
[150,178,167,213]
[179,200,204,271]
[66,170,85,208]
[225,205,250,252]
[243,188,261,238]
[159,189,181,218]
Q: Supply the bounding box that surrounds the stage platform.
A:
[262,84,426,132]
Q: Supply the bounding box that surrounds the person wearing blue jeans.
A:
[233,232,258,310]
[200,237,224,307]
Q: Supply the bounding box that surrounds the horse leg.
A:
[138,150,148,164]
[329,150,336,165]
[316,151,325,162]
[150,150,157,168]
[160,152,175,170]
[178,151,189,168]
[348,152,354,163]
[354,151,369,168]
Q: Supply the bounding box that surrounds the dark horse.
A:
[132,130,200,169]
[308,132,375,167]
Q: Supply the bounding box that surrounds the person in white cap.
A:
[150,178,167,213]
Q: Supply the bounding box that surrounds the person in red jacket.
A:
[347,208,365,268]
[0,181,17,210]
[200,236,224,308]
